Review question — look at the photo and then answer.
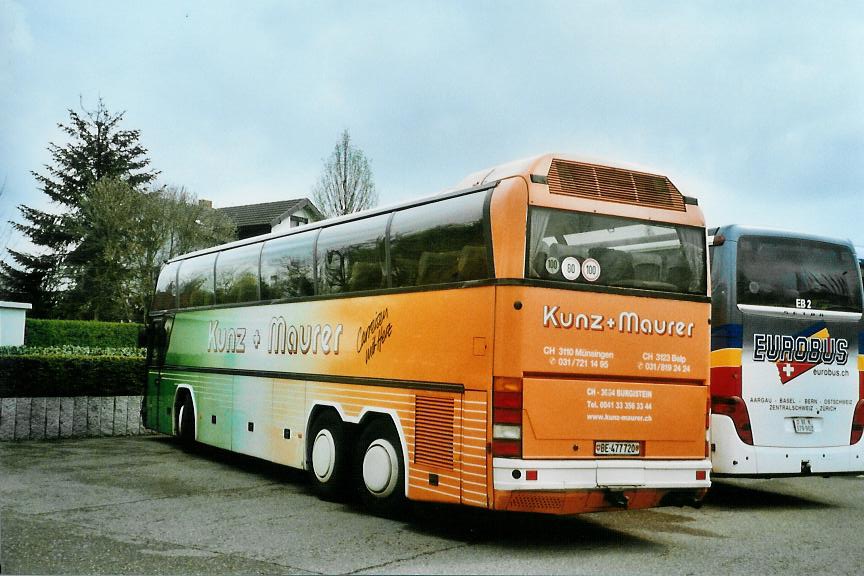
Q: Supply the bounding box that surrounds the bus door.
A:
[740,308,859,448]
[144,315,174,431]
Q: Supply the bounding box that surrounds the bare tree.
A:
[312,129,377,217]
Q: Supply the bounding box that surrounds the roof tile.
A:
[217,199,304,228]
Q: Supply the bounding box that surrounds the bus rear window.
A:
[527,208,707,295]
[736,236,862,312]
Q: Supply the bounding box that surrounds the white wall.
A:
[0,301,32,346]
[271,206,323,234]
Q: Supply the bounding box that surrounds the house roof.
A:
[218,198,322,228]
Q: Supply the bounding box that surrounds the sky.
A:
[2,1,863,257]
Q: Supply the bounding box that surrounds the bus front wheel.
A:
[177,394,195,448]
[307,411,349,500]
[355,419,405,515]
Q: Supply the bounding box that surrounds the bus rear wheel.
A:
[307,411,349,500]
[355,419,405,515]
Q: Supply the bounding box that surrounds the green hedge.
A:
[25,319,143,348]
[0,345,145,358]
[0,353,146,397]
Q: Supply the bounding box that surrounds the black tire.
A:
[354,418,406,515]
[177,394,195,448]
[307,411,350,500]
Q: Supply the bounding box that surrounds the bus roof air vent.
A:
[547,159,686,212]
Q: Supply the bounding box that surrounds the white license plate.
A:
[594,441,641,456]
[792,418,814,434]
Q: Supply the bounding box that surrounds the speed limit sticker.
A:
[561,257,581,280]
[581,258,601,282]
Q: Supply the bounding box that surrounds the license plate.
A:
[594,441,641,456]
[792,418,814,434]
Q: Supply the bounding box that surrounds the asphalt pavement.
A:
[1,436,862,575]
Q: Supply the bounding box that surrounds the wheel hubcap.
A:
[311,429,336,482]
[362,439,399,497]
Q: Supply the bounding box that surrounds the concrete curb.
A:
[0,396,152,441]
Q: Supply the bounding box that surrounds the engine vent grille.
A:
[547,159,686,211]
[414,396,455,469]
[509,493,565,512]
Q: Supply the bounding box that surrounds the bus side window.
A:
[316,214,388,295]
[389,192,489,288]
[417,251,460,285]
[348,261,383,292]
[152,261,180,311]
[177,254,216,308]
[215,243,261,305]
[457,245,488,281]
[708,244,727,305]
[260,231,316,300]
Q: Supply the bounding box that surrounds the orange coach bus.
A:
[143,153,711,515]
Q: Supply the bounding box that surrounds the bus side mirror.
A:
[138,325,148,348]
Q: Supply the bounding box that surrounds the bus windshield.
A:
[527,207,707,295]
[736,236,862,312]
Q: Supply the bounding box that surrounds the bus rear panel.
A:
[485,157,711,513]
[709,226,864,476]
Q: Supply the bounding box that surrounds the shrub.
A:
[0,350,146,397]
[25,319,143,348]
[0,345,145,358]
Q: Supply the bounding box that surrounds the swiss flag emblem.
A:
[776,361,817,384]
[773,325,831,385]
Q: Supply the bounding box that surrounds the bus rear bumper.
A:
[711,415,864,476]
[492,457,712,491]
[491,457,710,514]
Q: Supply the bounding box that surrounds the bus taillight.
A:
[711,366,753,445]
[492,377,523,457]
[851,376,864,445]
[712,396,753,445]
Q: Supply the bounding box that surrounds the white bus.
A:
[708,225,864,476]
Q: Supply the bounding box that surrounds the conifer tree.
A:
[0,99,159,317]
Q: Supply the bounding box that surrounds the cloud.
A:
[0,0,33,57]
[2,1,863,255]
